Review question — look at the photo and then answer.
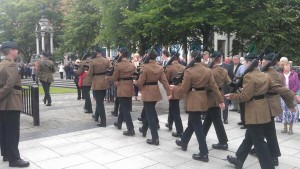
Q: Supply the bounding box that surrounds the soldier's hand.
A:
[115,81,119,86]
[167,95,173,100]
[219,103,225,110]
[170,85,175,91]
[133,80,137,85]
[224,94,231,100]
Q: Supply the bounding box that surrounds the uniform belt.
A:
[93,72,106,76]
[189,87,206,91]
[207,88,222,92]
[251,94,265,100]
[267,92,277,96]
[0,85,22,90]
[118,77,133,81]
[144,82,158,85]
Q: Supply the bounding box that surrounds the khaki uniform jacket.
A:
[165,61,185,100]
[207,65,231,107]
[0,58,22,111]
[137,60,171,101]
[113,59,135,97]
[231,68,295,125]
[88,56,111,90]
[265,67,285,117]
[37,58,54,83]
[174,63,223,112]
[75,59,92,87]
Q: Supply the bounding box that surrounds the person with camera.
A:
[37,51,55,106]
[0,41,30,167]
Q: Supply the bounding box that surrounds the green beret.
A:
[245,52,257,60]
[191,50,201,58]
[148,49,158,58]
[263,52,276,61]
[0,41,18,50]
[210,51,221,58]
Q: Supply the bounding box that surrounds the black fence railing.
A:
[105,82,116,102]
[21,85,40,126]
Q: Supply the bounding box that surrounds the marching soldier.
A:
[225,52,300,169]
[37,51,55,106]
[0,42,30,167]
[88,48,111,127]
[134,49,171,145]
[203,51,231,150]
[75,53,93,114]
[173,51,225,162]
[112,47,136,136]
[164,52,185,137]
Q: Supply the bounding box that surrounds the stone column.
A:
[35,33,40,54]
[50,33,53,54]
[41,32,45,51]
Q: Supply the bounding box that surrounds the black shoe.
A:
[249,148,256,156]
[146,139,159,146]
[172,132,182,138]
[139,127,146,137]
[77,98,81,100]
[157,123,160,129]
[9,159,30,168]
[237,122,244,125]
[111,111,118,117]
[227,155,242,169]
[123,129,135,136]
[224,120,228,124]
[229,109,238,111]
[43,99,46,104]
[175,139,187,151]
[273,157,279,166]
[212,143,228,150]
[97,122,106,127]
[45,103,51,106]
[114,122,122,129]
[192,153,209,162]
[165,123,172,131]
[84,109,88,113]
[138,117,143,121]
[3,156,8,162]
[240,125,247,129]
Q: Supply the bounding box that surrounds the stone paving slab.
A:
[1,112,300,169]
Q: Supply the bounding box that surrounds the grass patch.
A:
[22,86,77,94]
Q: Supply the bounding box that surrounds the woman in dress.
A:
[280,61,300,134]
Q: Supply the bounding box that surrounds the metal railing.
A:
[21,85,40,126]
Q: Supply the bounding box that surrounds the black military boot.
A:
[227,155,243,169]
[175,139,187,151]
[146,139,159,146]
[123,129,135,136]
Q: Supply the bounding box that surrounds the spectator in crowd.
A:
[59,62,64,79]
[132,53,140,101]
[279,61,300,134]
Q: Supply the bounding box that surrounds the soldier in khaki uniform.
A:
[249,52,287,166]
[88,49,111,127]
[203,51,231,150]
[112,47,136,136]
[0,42,30,167]
[172,50,224,162]
[75,54,93,114]
[134,50,171,145]
[225,52,300,169]
[164,52,185,137]
[37,51,55,106]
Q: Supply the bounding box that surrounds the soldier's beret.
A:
[203,51,209,55]
[263,52,276,61]
[244,52,257,60]
[191,50,201,58]
[148,49,158,58]
[0,41,18,50]
[170,51,180,58]
[119,47,129,55]
[210,51,222,58]
[95,47,105,53]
